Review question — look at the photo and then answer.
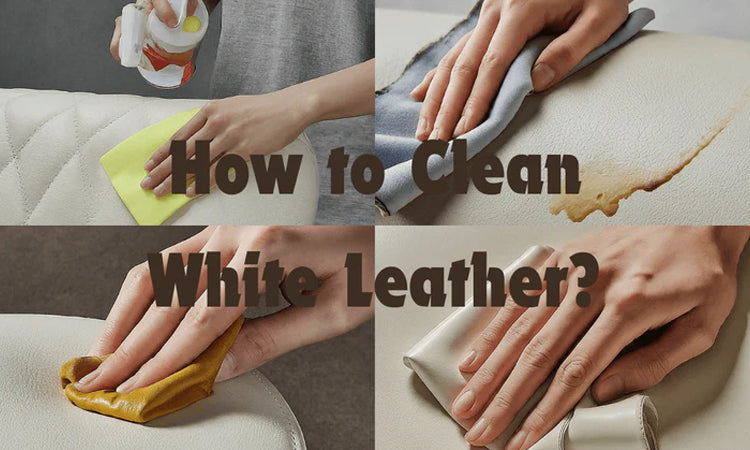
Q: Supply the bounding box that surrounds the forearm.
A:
[292,59,375,125]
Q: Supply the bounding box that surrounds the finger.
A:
[453,303,555,420]
[592,309,718,403]
[87,227,215,356]
[458,303,525,373]
[149,128,215,197]
[79,230,233,393]
[459,250,560,373]
[409,69,437,101]
[110,17,122,61]
[151,0,178,28]
[463,285,600,445]
[115,249,247,393]
[506,312,638,450]
[188,0,198,16]
[143,108,207,175]
[429,15,500,141]
[416,30,475,140]
[186,135,233,197]
[454,12,537,137]
[531,7,627,92]
[216,270,359,381]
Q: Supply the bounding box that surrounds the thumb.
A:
[531,8,625,92]
[591,313,716,403]
[215,303,342,382]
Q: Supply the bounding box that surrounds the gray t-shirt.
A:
[210,0,374,225]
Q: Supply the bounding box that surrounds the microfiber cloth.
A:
[100,108,200,225]
[374,4,655,215]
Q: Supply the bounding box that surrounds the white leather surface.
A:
[404,246,657,450]
[375,226,750,449]
[375,9,750,225]
[0,314,305,449]
[0,89,318,225]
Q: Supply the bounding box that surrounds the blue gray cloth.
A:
[375,5,655,215]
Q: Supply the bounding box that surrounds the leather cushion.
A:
[0,89,319,225]
[0,314,305,449]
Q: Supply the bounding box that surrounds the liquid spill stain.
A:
[550,90,749,222]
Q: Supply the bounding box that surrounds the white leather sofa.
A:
[375,8,750,225]
[0,89,319,225]
[0,314,305,449]
[375,226,750,449]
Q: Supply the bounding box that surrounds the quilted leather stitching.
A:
[27,98,161,224]
[0,89,318,225]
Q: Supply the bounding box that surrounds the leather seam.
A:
[252,370,303,450]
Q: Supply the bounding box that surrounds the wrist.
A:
[709,226,750,267]
[285,82,323,128]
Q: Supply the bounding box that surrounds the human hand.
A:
[110,0,199,61]
[451,226,749,449]
[140,91,313,197]
[76,226,374,394]
[411,0,629,141]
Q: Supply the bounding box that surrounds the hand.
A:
[139,60,374,196]
[76,226,374,394]
[110,0,199,61]
[451,226,749,449]
[140,92,312,196]
[411,0,629,141]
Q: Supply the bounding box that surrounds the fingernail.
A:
[596,374,623,402]
[167,17,178,28]
[452,390,475,414]
[74,368,101,391]
[143,159,155,171]
[409,85,420,98]
[153,184,168,197]
[531,63,555,91]
[415,117,428,139]
[465,418,488,444]
[116,376,137,394]
[453,116,467,137]
[459,350,476,369]
[428,128,441,141]
[507,430,527,450]
[186,185,195,197]
[140,176,152,189]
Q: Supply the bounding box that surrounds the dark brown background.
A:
[0,226,374,450]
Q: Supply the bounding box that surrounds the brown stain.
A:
[550,91,749,222]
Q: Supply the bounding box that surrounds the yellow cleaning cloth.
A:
[100,108,200,225]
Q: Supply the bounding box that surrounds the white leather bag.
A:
[0,314,306,449]
[0,89,319,225]
[404,246,658,450]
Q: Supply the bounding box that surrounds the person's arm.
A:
[140,59,375,197]
[452,226,749,449]
[411,0,630,141]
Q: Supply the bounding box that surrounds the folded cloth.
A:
[404,246,658,449]
[60,317,243,423]
[375,4,655,215]
[100,108,200,225]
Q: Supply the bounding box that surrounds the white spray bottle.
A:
[119,0,209,88]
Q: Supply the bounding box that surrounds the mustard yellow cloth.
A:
[60,317,243,423]
[100,108,200,225]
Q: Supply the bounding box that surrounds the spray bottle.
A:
[119,0,209,88]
